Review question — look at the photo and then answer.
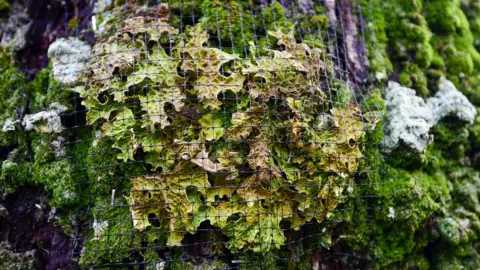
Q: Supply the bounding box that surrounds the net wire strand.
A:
[31,0,387,268]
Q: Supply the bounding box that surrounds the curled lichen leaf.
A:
[128,162,209,242]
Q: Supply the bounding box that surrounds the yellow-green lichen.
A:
[72,2,373,256]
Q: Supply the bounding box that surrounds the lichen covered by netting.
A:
[47,0,379,266]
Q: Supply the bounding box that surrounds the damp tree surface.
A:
[0,1,480,270]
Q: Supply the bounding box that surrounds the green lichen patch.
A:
[67,1,378,259]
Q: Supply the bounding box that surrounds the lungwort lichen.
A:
[72,3,373,252]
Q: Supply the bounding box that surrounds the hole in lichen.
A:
[220,70,231,77]
[254,76,267,85]
[147,40,158,50]
[218,90,231,108]
[186,186,197,197]
[207,36,220,47]
[112,66,120,76]
[124,86,138,98]
[239,161,254,178]
[268,98,291,122]
[279,219,291,230]
[164,102,174,114]
[206,173,216,189]
[260,199,267,208]
[177,64,187,77]
[349,138,356,147]
[97,92,110,104]
[227,214,240,222]
[181,106,201,122]
[148,213,161,227]
[164,46,171,57]
[219,60,235,77]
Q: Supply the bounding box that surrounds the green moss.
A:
[342,166,449,267]
[193,0,313,54]
[1,0,479,268]
[344,118,480,268]
[330,80,353,108]
[354,2,480,265]
[32,159,77,207]
[195,0,255,54]
[236,247,313,270]
[0,160,33,195]
[423,0,457,34]
[386,146,425,170]
[430,122,469,161]
[424,0,480,106]
[169,0,326,55]
[430,242,480,270]
[257,1,292,32]
[84,136,147,197]
[0,66,29,123]
[30,68,70,113]
[0,135,77,208]
[79,204,144,266]
[378,0,433,96]
[438,217,461,245]
[460,0,480,52]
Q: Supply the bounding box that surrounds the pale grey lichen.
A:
[93,0,113,14]
[50,136,66,158]
[388,207,396,219]
[47,37,92,83]
[0,2,31,51]
[383,81,433,153]
[93,0,114,35]
[95,13,114,35]
[92,219,109,240]
[22,102,67,133]
[2,119,18,132]
[427,77,477,125]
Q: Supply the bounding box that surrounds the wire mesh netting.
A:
[2,0,385,268]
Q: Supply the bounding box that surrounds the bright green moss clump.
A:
[381,0,433,97]
[79,204,143,266]
[356,0,392,83]
[30,68,70,113]
[424,0,480,106]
